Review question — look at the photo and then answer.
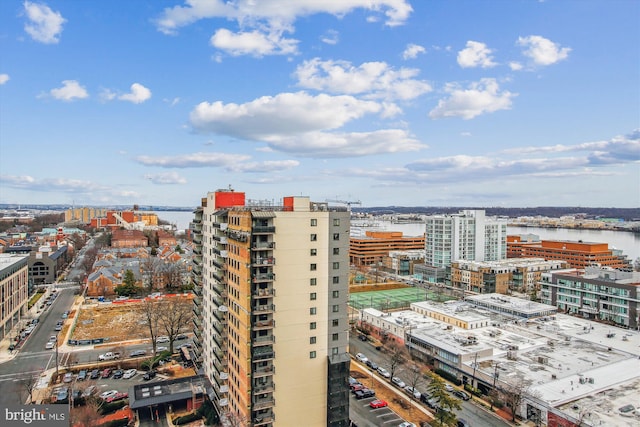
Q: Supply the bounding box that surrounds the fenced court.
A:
[349,286,453,311]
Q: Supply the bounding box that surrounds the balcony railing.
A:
[252,288,274,297]
[252,257,275,266]
[253,381,275,394]
[253,398,275,410]
[253,319,274,330]
[252,226,275,233]
[252,304,275,313]
[253,365,274,377]
[252,242,275,250]
[253,273,275,283]
[253,335,274,346]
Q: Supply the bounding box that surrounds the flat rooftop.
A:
[465,293,558,317]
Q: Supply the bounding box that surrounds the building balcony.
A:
[252,304,275,313]
[226,229,249,242]
[252,257,275,266]
[252,287,274,297]
[253,335,274,346]
[252,226,275,234]
[192,285,202,297]
[192,317,202,329]
[193,305,201,317]
[252,411,274,426]
[253,364,274,377]
[253,273,275,283]
[252,241,275,250]
[253,398,275,410]
[252,346,274,361]
[253,319,274,331]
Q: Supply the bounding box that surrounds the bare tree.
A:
[224,410,249,427]
[162,262,187,291]
[500,377,535,422]
[141,299,162,354]
[405,363,425,401]
[70,391,103,427]
[82,246,98,272]
[141,257,163,291]
[16,374,40,404]
[387,342,408,381]
[158,296,194,353]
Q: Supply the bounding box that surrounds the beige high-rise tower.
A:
[192,190,351,427]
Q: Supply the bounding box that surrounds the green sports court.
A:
[348,286,453,311]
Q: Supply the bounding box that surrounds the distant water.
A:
[158,212,639,262]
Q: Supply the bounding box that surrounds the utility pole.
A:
[491,362,500,410]
[55,336,59,380]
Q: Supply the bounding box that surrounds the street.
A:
[349,336,512,427]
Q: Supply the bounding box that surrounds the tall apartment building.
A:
[422,210,507,283]
[0,254,29,340]
[192,190,351,427]
[540,266,640,329]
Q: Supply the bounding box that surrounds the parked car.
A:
[444,384,454,392]
[453,390,471,401]
[175,334,188,340]
[99,390,119,400]
[156,336,170,343]
[101,368,112,378]
[457,420,470,427]
[112,369,124,379]
[54,324,62,331]
[391,377,406,388]
[366,360,378,370]
[350,383,365,392]
[404,386,421,399]
[71,389,83,405]
[123,369,137,379]
[354,388,375,399]
[142,370,157,381]
[55,387,69,404]
[355,353,368,363]
[156,346,168,353]
[369,399,388,409]
[82,385,97,399]
[77,370,87,381]
[105,392,128,403]
[90,369,100,379]
[63,372,73,383]
[398,423,416,427]
[129,349,147,357]
[376,367,391,378]
[45,341,55,350]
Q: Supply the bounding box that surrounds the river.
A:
[157,211,639,262]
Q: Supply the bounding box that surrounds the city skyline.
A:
[1,0,638,208]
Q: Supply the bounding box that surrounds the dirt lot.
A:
[71,303,148,342]
[351,364,432,426]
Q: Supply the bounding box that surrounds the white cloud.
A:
[99,88,117,101]
[136,152,251,168]
[320,29,339,45]
[429,78,515,120]
[190,91,386,140]
[0,74,9,85]
[210,28,298,57]
[402,43,425,60]
[263,129,426,158]
[294,58,431,100]
[144,172,188,185]
[156,0,412,35]
[23,1,66,44]
[119,83,152,104]
[517,35,571,66]
[0,173,139,200]
[47,80,89,101]
[228,160,300,173]
[509,61,523,71]
[457,41,497,68]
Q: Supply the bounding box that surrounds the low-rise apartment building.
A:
[540,266,640,329]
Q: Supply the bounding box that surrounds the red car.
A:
[369,399,388,409]
[350,383,364,392]
[101,368,112,378]
[105,392,128,403]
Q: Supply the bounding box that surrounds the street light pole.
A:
[55,337,59,380]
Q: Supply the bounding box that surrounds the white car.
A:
[392,377,406,388]
[444,384,454,392]
[156,336,170,343]
[355,353,368,363]
[376,367,391,378]
[122,369,137,379]
[404,386,421,399]
[156,346,168,353]
[99,389,118,400]
[45,341,55,350]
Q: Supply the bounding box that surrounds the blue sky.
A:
[1,0,638,208]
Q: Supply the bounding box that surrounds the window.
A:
[310,219,317,226]
[332,276,340,284]
[333,248,340,255]
[333,262,340,270]
[310,249,317,256]
[310,322,316,330]
[332,319,339,327]
[332,305,339,313]
[310,351,316,359]
[333,219,340,226]
[310,263,317,271]
[310,234,317,241]
[310,336,316,344]
[333,233,340,241]
[310,307,317,315]
[310,278,317,286]
[332,290,339,298]
[310,292,317,300]
[332,333,339,341]
[332,347,339,355]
